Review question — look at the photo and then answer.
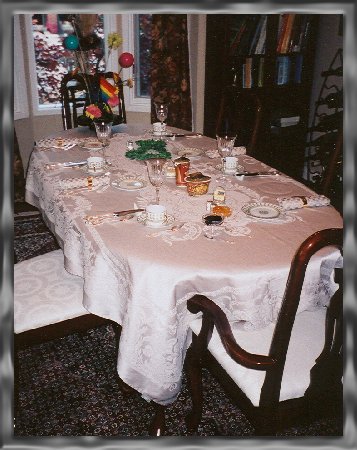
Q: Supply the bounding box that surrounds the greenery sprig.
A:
[125,139,172,160]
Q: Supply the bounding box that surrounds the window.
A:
[24,14,151,115]
[121,14,151,112]
[134,14,152,98]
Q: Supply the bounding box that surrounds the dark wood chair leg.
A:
[185,345,204,432]
[149,403,166,436]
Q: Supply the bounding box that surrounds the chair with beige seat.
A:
[14,249,116,348]
[185,228,343,435]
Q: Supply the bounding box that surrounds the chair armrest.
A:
[188,295,276,370]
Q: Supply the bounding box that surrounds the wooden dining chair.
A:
[14,249,120,349]
[319,129,343,213]
[184,228,343,435]
[216,86,263,157]
[60,73,90,130]
[60,72,127,129]
[14,249,122,420]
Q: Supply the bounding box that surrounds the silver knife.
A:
[236,171,280,177]
[112,208,145,217]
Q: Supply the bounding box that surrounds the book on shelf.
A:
[236,16,260,55]
[276,14,289,53]
[229,18,248,56]
[294,53,303,83]
[248,15,266,55]
[300,15,313,51]
[255,15,267,54]
[280,14,296,54]
[288,14,303,52]
[244,57,253,88]
[272,116,300,127]
[276,55,291,85]
[257,57,264,87]
[251,56,261,87]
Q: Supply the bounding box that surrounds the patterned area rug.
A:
[14,212,60,262]
[14,323,342,437]
[14,215,343,436]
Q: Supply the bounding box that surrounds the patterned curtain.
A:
[150,15,192,130]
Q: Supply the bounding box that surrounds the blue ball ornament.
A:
[64,35,79,50]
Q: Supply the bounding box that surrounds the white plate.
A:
[176,148,203,159]
[112,176,147,191]
[36,138,77,149]
[78,139,103,151]
[151,131,168,136]
[81,164,110,176]
[215,164,244,174]
[241,203,282,219]
[137,212,175,228]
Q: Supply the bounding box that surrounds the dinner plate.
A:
[78,138,103,151]
[241,202,282,219]
[112,176,147,191]
[81,164,110,176]
[176,148,203,159]
[137,212,175,228]
[36,138,77,149]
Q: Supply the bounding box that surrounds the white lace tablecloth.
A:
[25,124,343,405]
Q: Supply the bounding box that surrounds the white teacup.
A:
[146,204,167,225]
[223,156,238,174]
[152,122,166,135]
[87,156,105,173]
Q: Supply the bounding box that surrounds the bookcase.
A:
[204,13,319,180]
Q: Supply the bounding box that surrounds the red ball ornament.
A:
[118,52,134,68]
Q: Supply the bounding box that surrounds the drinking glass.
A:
[94,121,112,162]
[154,103,168,140]
[202,213,224,240]
[216,134,236,181]
[145,158,167,204]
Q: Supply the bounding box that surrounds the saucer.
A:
[241,202,283,219]
[152,131,168,137]
[112,176,147,191]
[176,148,203,159]
[78,138,103,151]
[82,164,109,176]
[215,164,244,174]
[137,212,175,228]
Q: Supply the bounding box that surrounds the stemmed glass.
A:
[216,134,236,181]
[94,121,112,163]
[202,213,224,240]
[145,158,166,204]
[154,103,168,140]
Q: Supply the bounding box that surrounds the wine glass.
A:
[202,213,224,240]
[94,121,112,163]
[145,158,166,204]
[154,103,168,140]
[216,134,236,181]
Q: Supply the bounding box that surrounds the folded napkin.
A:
[277,195,331,211]
[58,173,110,191]
[206,146,246,159]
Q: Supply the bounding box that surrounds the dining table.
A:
[25,123,343,406]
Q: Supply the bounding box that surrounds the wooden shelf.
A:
[204,13,319,181]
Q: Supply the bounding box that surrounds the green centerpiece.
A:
[125,139,172,160]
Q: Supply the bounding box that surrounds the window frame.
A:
[24,14,150,116]
[121,14,150,113]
